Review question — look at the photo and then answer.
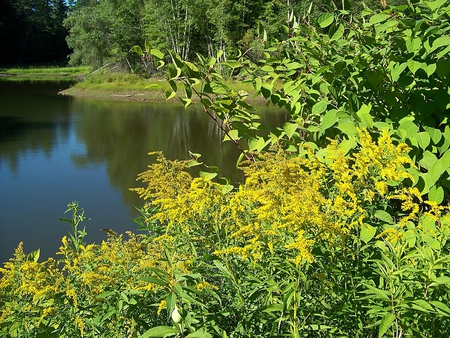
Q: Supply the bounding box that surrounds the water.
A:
[0,81,288,265]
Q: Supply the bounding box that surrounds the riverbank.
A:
[58,75,263,103]
[0,66,90,81]
[0,66,262,103]
[58,86,167,102]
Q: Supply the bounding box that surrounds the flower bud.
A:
[171,305,182,323]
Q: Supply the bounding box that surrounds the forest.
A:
[1,0,404,68]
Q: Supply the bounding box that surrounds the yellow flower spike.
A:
[157,300,167,315]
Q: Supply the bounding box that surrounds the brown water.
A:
[0,81,288,264]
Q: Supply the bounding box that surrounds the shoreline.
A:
[58,85,266,103]
[58,86,167,102]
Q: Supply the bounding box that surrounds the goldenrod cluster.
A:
[131,129,425,266]
[0,233,167,336]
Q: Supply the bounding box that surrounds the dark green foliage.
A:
[0,0,70,65]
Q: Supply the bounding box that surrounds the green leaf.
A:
[186,330,213,338]
[312,100,327,115]
[407,59,425,75]
[356,103,373,128]
[248,137,267,152]
[414,132,431,149]
[419,151,438,170]
[223,129,238,142]
[378,313,395,338]
[181,98,192,109]
[199,171,217,180]
[130,45,143,56]
[430,301,450,316]
[338,138,357,154]
[429,36,450,54]
[398,120,419,140]
[221,184,234,194]
[363,284,390,301]
[140,326,179,338]
[369,13,389,24]
[430,276,450,286]
[286,62,302,70]
[390,62,408,82]
[317,13,334,28]
[361,224,377,243]
[428,185,444,204]
[406,37,422,53]
[412,300,434,313]
[425,63,437,77]
[375,19,398,34]
[26,249,40,262]
[165,90,176,101]
[284,122,298,139]
[151,49,164,59]
[141,276,168,287]
[338,121,358,136]
[374,210,394,224]
[423,149,450,193]
[320,109,339,131]
[425,127,442,144]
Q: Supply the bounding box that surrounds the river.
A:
[0,80,288,264]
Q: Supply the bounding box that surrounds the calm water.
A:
[0,81,288,264]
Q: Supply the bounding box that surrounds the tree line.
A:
[0,0,405,68]
[0,0,69,65]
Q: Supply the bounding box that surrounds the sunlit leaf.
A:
[317,13,334,28]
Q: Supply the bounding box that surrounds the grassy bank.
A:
[1,66,260,102]
[0,66,91,81]
[60,71,260,102]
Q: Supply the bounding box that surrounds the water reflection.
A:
[0,81,289,264]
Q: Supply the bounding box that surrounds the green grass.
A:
[0,66,91,81]
[76,72,163,91]
[75,72,257,94]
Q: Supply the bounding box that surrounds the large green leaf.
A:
[356,104,373,129]
[369,13,389,25]
[390,62,408,82]
[419,151,438,170]
[422,149,450,193]
[378,312,394,338]
[429,36,450,54]
[428,186,444,204]
[374,210,394,224]
[317,13,334,28]
[312,100,328,115]
[360,224,377,243]
[283,122,298,139]
[414,132,431,149]
[398,120,419,140]
[320,110,339,131]
[140,326,179,338]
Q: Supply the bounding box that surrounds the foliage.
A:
[2,1,450,337]
[249,0,450,202]
[150,0,450,202]
[0,204,172,337]
[129,132,450,337]
[62,0,396,70]
[63,0,145,69]
[0,0,69,65]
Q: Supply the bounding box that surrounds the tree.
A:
[0,0,69,65]
[64,0,145,69]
